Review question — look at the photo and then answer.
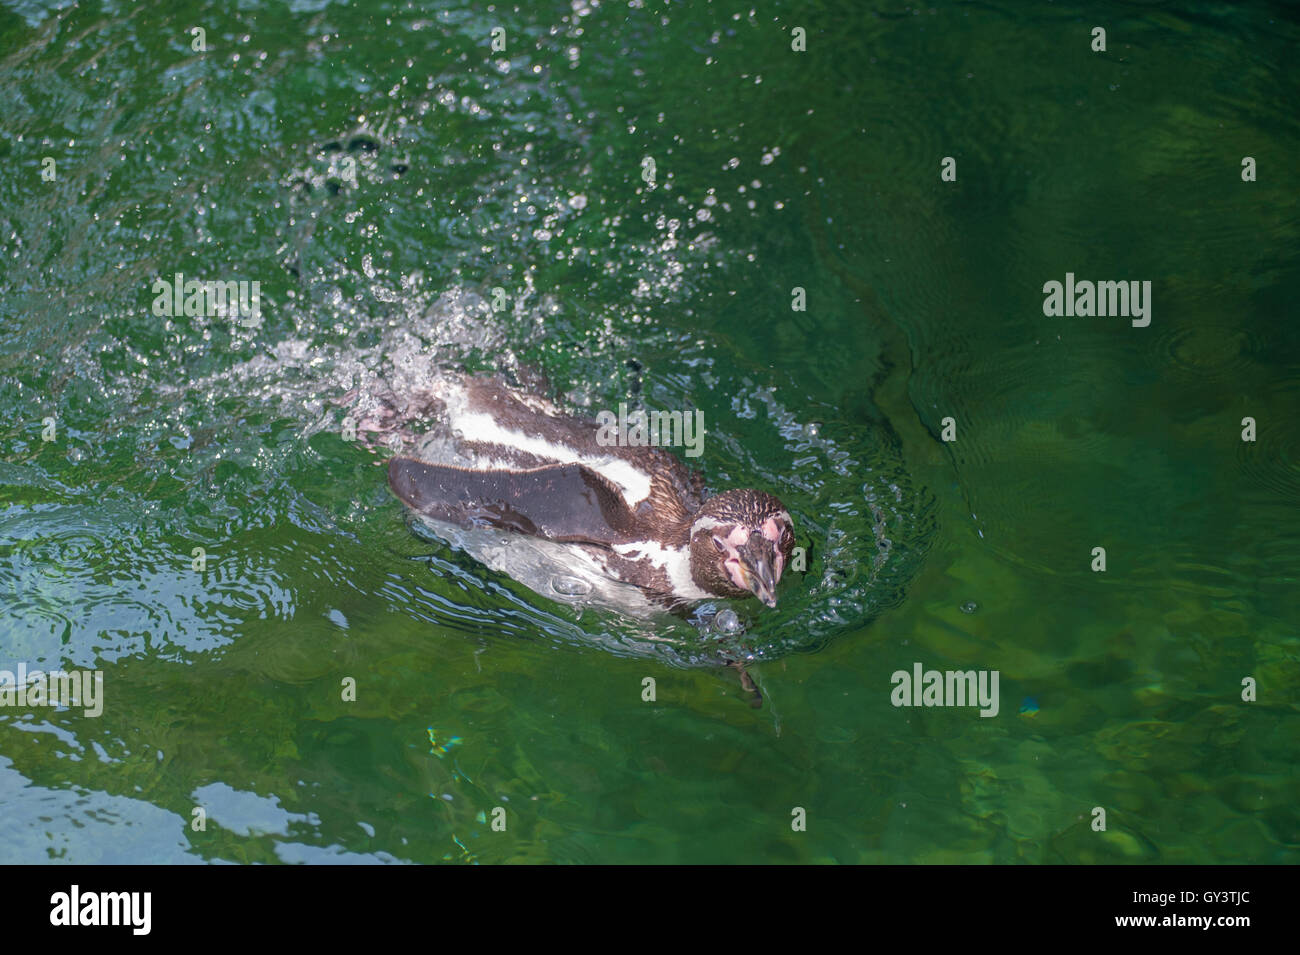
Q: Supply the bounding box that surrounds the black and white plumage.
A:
[382,373,796,617]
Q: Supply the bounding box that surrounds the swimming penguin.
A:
[384,374,797,618]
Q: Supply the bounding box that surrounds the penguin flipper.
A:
[388,457,638,546]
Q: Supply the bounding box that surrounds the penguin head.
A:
[689,490,795,607]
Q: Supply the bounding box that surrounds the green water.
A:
[1,0,1296,863]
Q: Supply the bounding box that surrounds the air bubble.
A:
[551,575,591,596]
[714,609,744,634]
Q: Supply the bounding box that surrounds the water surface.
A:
[0,0,1296,863]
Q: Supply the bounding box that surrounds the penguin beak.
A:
[738,538,779,608]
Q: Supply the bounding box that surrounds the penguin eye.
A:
[711,536,728,554]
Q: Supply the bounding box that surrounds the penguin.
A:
[383,373,797,618]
